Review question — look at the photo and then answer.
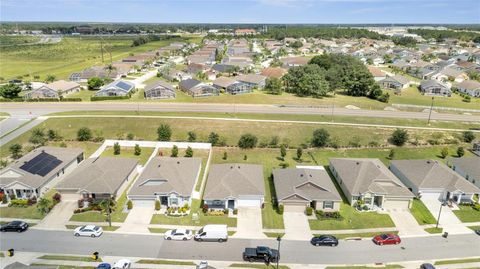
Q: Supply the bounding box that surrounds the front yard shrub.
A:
[9,199,29,207]
[224,208,229,215]
[440,147,449,159]
[202,204,209,213]
[113,142,121,155]
[306,206,313,216]
[127,200,133,210]
[390,129,409,146]
[52,193,61,204]
[233,209,238,215]
[185,146,193,157]
[208,211,225,216]
[278,204,284,215]
[134,144,141,156]
[155,200,160,211]
[462,131,475,143]
[316,210,342,220]
[27,197,37,205]
[171,145,178,157]
[457,147,465,157]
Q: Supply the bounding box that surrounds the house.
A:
[144,80,176,99]
[128,157,202,208]
[56,157,138,201]
[212,77,236,90]
[390,159,480,204]
[379,75,411,90]
[454,80,480,97]
[420,80,452,96]
[179,78,219,98]
[474,142,480,156]
[432,67,468,83]
[448,157,480,189]
[203,164,264,210]
[212,63,237,74]
[69,66,118,82]
[368,66,386,81]
[234,29,257,35]
[24,80,81,99]
[281,57,310,68]
[94,80,135,97]
[329,158,414,210]
[0,147,84,200]
[261,67,287,79]
[236,74,267,89]
[273,167,342,212]
[187,63,208,75]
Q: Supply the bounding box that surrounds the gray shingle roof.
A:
[144,80,175,92]
[179,78,202,91]
[449,157,480,183]
[330,158,413,198]
[391,159,480,194]
[273,168,341,202]
[128,157,202,197]
[203,163,264,200]
[236,74,267,85]
[56,157,138,194]
[0,147,83,189]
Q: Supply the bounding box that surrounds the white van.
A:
[194,224,228,242]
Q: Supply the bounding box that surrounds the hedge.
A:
[90,95,131,101]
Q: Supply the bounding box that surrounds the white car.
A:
[113,259,131,268]
[164,228,193,241]
[74,225,103,238]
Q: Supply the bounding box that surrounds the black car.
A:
[0,221,28,232]
[475,229,480,236]
[243,246,279,263]
[420,263,436,269]
[311,235,338,246]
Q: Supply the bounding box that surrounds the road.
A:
[1,230,479,264]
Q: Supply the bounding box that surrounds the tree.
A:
[134,144,141,156]
[171,145,179,157]
[208,132,220,146]
[9,143,22,159]
[157,124,172,141]
[462,131,476,143]
[45,74,56,83]
[440,147,449,159]
[390,129,409,146]
[223,151,228,160]
[280,144,287,160]
[457,147,465,157]
[47,129,60,141]
[264,77,283,95]
[98,199,114,226]
[289,40,303,49]
[113,142,121,155]
[29,128,46,146]
[37,197,52,214]
[388,149,395,160]
[283,64,330,98]
[0,83,22,99]
[77,127,92,141]
[185,146,193,157]
[238,133,258,149]
[87,77,104,90]
[312,129,330,147]
[187,131,197,142]
[296,147,303,160]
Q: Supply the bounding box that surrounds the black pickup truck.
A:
[243,246,279,263]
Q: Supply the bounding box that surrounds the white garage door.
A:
[237,199,261,207]
[284,204,306,212]
[420,192,443,201]
[383,199,410,210]
[132,199,155,207]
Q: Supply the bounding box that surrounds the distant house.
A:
[390,159,479,204]
[24,80,81,99]
[454,80,480,97]
[329,158,413,210]
[368,66,386,81]
[281,57,310,68]
[236,74,267,89]
[261,67,288,79]
[95,80,135,97]
[234,29,257,36]
[144,80,176,100]
[212,63,237,74]
[187,63,208,75]
[212,77,236,90]
[57,157,138,201]
[128,157,202,208]
[420,80,452,97]
[432,67,468,83]
[203,164,264,210]
[164,70,191,82]
[179,78,219,98]
[0,147,84,200]
[273,167,342,212]
[448,157,480,189]
[69,66,118,82]
[379,75,411,90]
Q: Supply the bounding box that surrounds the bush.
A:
[9,143,22,159]
[312,129,330,147]
[90,95,130,101]
[440,147,449,159]
[316,210,341,219]
[457,146,465,157]
[155,199,161,211]
[233,208,238,215]
[157,124,172,141]
[127,200,133,210]
[27,196,37,205]
[9,199,29,207]
[462,131,475,143]
[279,162,290,168]
[278,204,284,215]
[202,204,209,213]
[171,145,179,157]
[134,144,141,156]
[306,206,313,216]
[77,127,92,141]
[388,149,395,160]
[127,133,135,140]
[238,133,258,149]
[113,142,121,155]
[187,131,197,142]
[222,151,228,160]
[390,129,409,146]
[52,193,61,204]
[185,146,193,157]
[208,132,220,146]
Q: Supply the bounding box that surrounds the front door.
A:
[160,196,168,206]
[374,196,383,207]
[228,200,235,209]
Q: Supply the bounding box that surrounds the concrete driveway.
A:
[35,200,77,230]
[232,207,266,239]
[421,197,472,234]
[385,208,427,236]
[283,210,312,241]
[116,205,155,234]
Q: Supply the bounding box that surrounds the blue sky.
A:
[1,0,479,24]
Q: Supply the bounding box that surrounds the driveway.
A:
[283,209,312,241]
[35,200,77,230]
[385,208,427,236]
[116,205,155,234]
[232,207,266,239]
[421,197,472,234]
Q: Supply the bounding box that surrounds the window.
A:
[169,198,178,206]
[364,198,372,205]
[323,201,334,209]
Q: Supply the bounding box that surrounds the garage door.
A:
[284,204,307,212]
[383,199,410,210]
[420,192,442,201]
[237,199,261,207]
[132,199,155,207]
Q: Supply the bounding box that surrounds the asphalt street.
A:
[1,229,479,264]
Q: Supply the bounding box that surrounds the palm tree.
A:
[98,198,113,226]
[105,64,116,78]
[37,197,52,214]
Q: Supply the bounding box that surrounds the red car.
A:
[372,234,401,245]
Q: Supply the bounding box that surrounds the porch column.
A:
[457,193,462,204]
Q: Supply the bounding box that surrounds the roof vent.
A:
[238,166,241,169]
[356,162,360,165]
[426,160,431,164]
[177,161,180,164]
[300,174,303,177]
[230,166,233,169]
[309,174,312,177]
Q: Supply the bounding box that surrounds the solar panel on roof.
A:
[19,152,62,177]
[116,81,132,91]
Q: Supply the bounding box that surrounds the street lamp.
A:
[436,198,446,229]
[427,96,434,125]
[276,236,281,269]
[331,89,336,122]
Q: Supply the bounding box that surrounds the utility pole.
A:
[107,197,112,227]
[331,90,336,122]
[436,199,444,229]
[427,96,434,125]
[276,236,281,269]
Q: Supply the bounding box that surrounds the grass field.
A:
[410,198,436,225]
[452,205,480,223]
[101,146,154,165]
[0,189,57,219]
[38,254,101,262]
[424,227,443,234]
[434,258,480,266]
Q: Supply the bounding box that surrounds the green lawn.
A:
[229,264,290,269]
[148,228,170,233]
[424,227,443,234]
[137,259,195,265]
[434,258,480,265]
[452,205,480,223]
[38,255,102,262]
[264,232,285,238]
[101,146,154,165]
[468,225,480,230]
[0,189,57,219]
[67,90,95,101]
[69,211,105,222]
[410,198,436,225]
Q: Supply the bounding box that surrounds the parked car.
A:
[243,246,279,263]
[310,235,338,246]
[475,229,480,236]
[164,229,193,241]
[74,225,103,238]
[96,263,112,269]
[194,224,228,242]
[372,234,401,245]
[113,259,131,269]
[420,263,436,269]
[0,221,28,233]
[196,261,209,269]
